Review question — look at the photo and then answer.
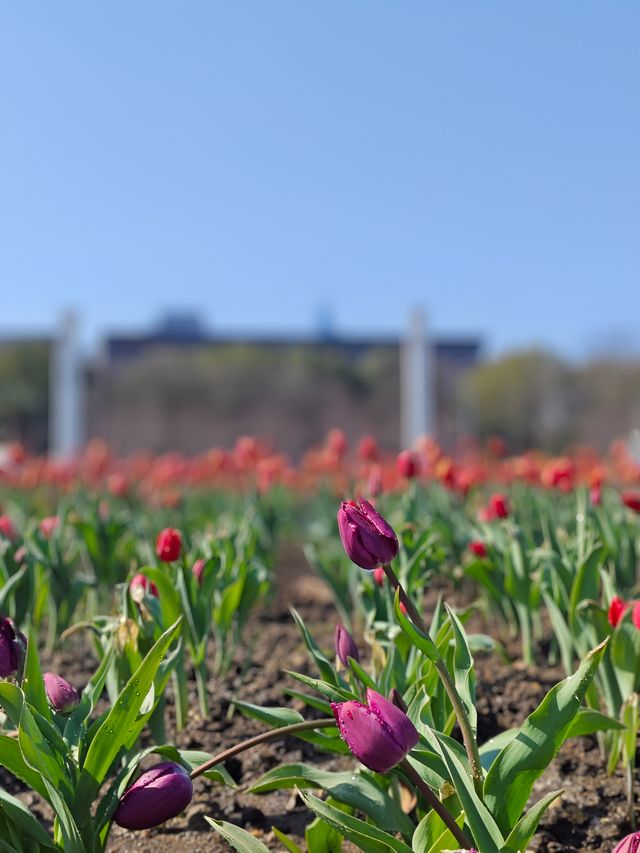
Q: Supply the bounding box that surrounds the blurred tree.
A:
[0,341,50,450]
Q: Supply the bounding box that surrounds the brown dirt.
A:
[4,550,638,851]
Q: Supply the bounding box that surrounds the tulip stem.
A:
[189,718,336,780]
[400,759,473,849]
[382,563,485,796]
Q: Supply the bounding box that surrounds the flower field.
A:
[0,433,639,852]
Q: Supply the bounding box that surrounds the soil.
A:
[3,548,638,852]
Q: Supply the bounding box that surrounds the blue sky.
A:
[1,2,638,359]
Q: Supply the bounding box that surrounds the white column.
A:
[401,308,433,448]
[49,311,83,458]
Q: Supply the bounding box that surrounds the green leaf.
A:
[420,729,504,853]
[500,790,563,852]
[445,604,477,735]
[284,671,354,703]
[298,790,413,853]
[272,827,304,853]
[179,750,236,786]
[205,818,271,852]
[393,590,440,663]
[64,646,115,748]
[305,798,350,853]
[412,806,464,853]
[0,734,50,799]
[290,607,339,685]
[567,707,626,737]
[21,625,52,723]
[248,763,413,836]
[483,639,607,835]
[0,789,56,848]
[43,779,84,853]
[74,617,182,816]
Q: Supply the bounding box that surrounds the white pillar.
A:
[49,311,83,458]
[401,308,433,448]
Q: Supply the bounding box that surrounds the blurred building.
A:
[0,314,481,455]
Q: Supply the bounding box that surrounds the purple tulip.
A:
[331,687,418,773]
[334,624,359,666]
[614,832,640,853]
[0,617,26,678]
[43,673,80,714]
[114,761,193,830]
[337,500,399,570]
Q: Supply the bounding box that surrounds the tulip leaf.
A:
[178,750,236,787]
[0,788,56,848]
[64,646,115,748]
[22,625,52,723]
[43,779,84,853]
[420,728,505,853]
[298,790,413,853]
[412,805,465,853]
[74,617,182,817]
[483,639,607,836]
[393,590,440,663]
[284,670,355,702]
[290,607,339,685]
[445,604,477,736]
[205,818,271,851]
[248,763,413,836]
[0,734,50,799]
[499,789,563,853]
[272,827,304,853]
[138,566,182,629]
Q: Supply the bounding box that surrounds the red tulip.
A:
[0,515,16,541]
[621,491,640,513]
[192,558,206,585]
[130,573,159,599]
[39,516,60,538]
[155,528,182,562]
[396,450,418,480]
[633,602,640,631]
[608,596,627,628]
[373,566,385,587]
[469,540,488,558]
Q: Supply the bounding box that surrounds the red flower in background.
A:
[487,493,509,519]
[469,540,488,558]
[621,491,640,513]
[396,450,418,480]
[155,528,182,562]
[608,596,627,628]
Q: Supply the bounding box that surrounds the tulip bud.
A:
[468,540,488,558]
[613,831,640,853]
[633,602,640,631]
[396,450,418,480]
[0,617,26,678]
[331,687,418,773]
[114,761,193,830]
[192,558,206,585]
[337,499,398,570]
[368,465,383,498]
[487,493,509,519]
[0,515,17,542]
[39,516,60,538]
[608,596,627,628]
[373,566,385,587]
[589,484,601,507]
[43,672,80,713]
[621,491,640,513]
[334,624,359,666]
[155,528,182,562]
[130,573,159,600]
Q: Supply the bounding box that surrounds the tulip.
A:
[337,500,398,570]
[621,491,640,513]
[487,493,509,519]
[39,516,59,537]
[0,617,26,678]
[331,687,418,773]
[608,596,627,628]
[130,573,159,599]
[43,672,80,713]
[334,624,359,666]
[589,484,601,507]
[373,566,385,587]
[633,602,640,631]
[368,465,383,498]
[613,831,640,853]
[0,515,16,541]
[357,435,379,463]
[396,450,418,480]
[155,528,182,562]
[468,540,488,558]
[192,558,206,585]
[114,761,193,830]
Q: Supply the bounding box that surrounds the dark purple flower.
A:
[331,687,418,773]
[0,617,26,678]
[114,761,193,830]
[614,832,640,853]
[334,624,359,666]
[43,673,80,713]
[337,500,398,570]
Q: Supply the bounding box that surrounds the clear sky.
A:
[1,3,638,359]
